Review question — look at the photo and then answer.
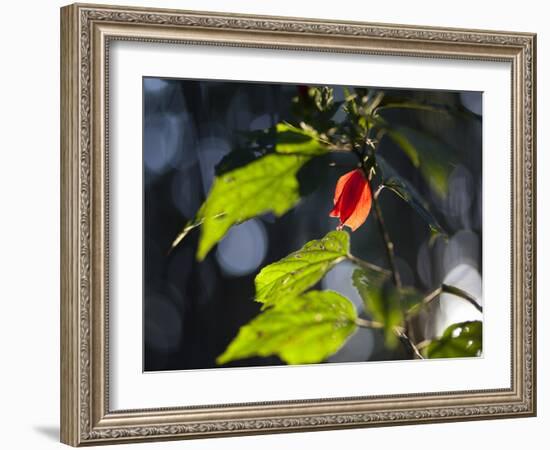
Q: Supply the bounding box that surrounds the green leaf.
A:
[423,321,482,359]
[255,231,349,307]
[176,122,330,258]
[382,125,458,198]
[214,122,328,175]
[275,123,328,156]
[217,290,357,365]
[196,153,310,260]
[352,269,422,348]
[215,126,280,176]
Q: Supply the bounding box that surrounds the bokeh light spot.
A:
[216,219,268,277]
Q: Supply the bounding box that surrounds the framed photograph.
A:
[60,3,536,446]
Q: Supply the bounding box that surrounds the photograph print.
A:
[143,78,483,372]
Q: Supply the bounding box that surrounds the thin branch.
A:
[415,339,431,350]
[367,176,401,288]
[169,213,225,254]
[358,320,424,359]
[373,184,385,201]
[407,285,483,318]
[355,144,400,287]
[395,328,424,359]
[347,254,391,275]
[327,143,353,153]
[422,286,443,306]
[442,284,483,313]
[355,317,383,329]
[356,144,414,357]
[404,286,442,320]
[357,320,423,359]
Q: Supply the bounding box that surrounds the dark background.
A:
[143,77,482,371]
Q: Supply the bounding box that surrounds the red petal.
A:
[329,168,372,231]
[341,182,372,231]
[329,193,344,217]
[332,169,359,206]
[336,170,367,224]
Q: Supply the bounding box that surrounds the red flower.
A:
[329,169,373,231]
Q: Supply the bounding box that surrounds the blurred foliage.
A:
[352,268,423,348]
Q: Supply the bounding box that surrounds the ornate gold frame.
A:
[60,3,536,446]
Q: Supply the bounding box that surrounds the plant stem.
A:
[356,144,412,356]
[395,328,424,359]
[373,184,385,200]
[422,287,443,306]
[355,317,384,329]
[327,144,353,153]
[442,284,483,313]
[366,171,422,357]
[169,213,225,254]
[367,177,402,288]
[413,284,483,315]
[406,284,483,319]
[354,145,401,288]
[356,320,423,359]
[347,254,391,275]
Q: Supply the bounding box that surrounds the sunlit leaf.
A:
[195,153,311,260]
[215,121,328,176]
[275,123,328,155]
[352,268,422,348]
[175,122,330,258]
[215,121,329,175]
[217,290,357,365]
[255,231,349,308]
[423,321,482,359]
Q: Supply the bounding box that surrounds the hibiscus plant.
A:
[171,86,482,364]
